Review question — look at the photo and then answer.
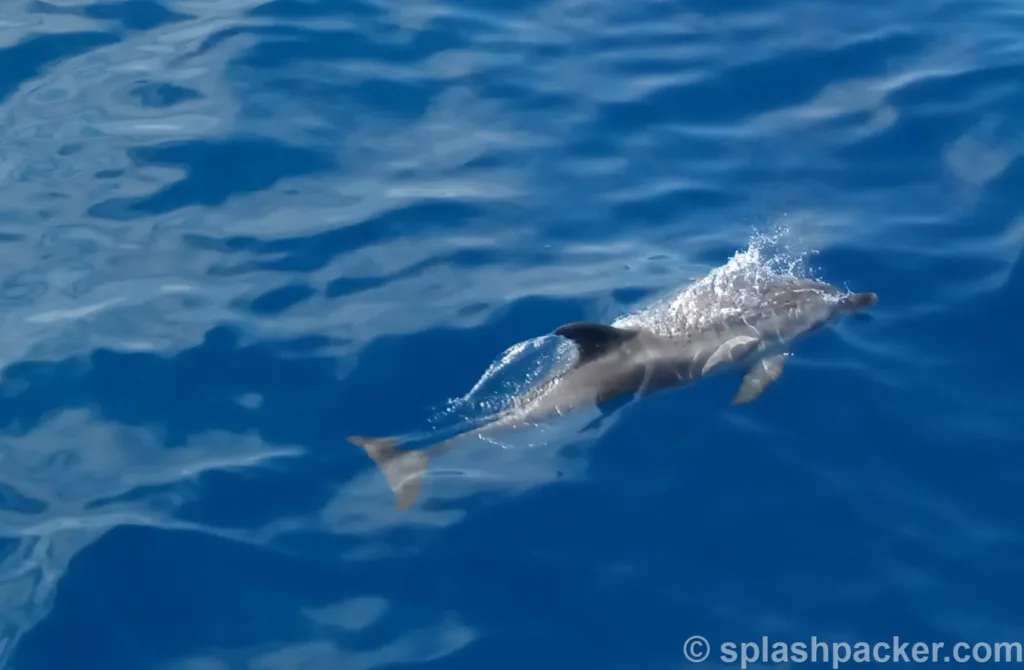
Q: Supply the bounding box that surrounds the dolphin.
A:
[349,277,877,509]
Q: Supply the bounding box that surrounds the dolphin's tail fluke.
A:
[348,435,430,510]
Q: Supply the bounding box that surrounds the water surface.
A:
[1,0,1023,668]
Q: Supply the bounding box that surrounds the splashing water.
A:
[431,226,816,428]
[431,335,574,429]
[615,225,819,336]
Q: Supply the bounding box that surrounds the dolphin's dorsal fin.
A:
[554,322,638,364]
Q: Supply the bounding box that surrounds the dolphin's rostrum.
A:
[349,277,877,510]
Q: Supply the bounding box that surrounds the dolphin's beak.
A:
[856,292,878,307]
[842,292,878,312]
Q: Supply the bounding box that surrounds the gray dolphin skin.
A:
[349,277,877,510]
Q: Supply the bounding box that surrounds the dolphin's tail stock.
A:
[348,435,432,510]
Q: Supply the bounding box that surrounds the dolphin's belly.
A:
[517,377,600,421]
[637,362,700,396]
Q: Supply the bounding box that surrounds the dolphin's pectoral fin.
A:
[348,435,430,510]
[732,354,785,405]
[554,321,639,365]
[702,335,761,375]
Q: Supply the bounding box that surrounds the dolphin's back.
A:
[615,279,848,391]
[698,278,845,344]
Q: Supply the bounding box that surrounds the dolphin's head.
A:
[835,291,878,318]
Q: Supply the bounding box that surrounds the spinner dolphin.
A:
[350,276,877,509]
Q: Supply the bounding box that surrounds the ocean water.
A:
[1,0,1023,668]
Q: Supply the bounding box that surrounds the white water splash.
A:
[615,225,819,335]
[431,335,573,428]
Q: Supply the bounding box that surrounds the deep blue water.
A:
[2,0,1023,668]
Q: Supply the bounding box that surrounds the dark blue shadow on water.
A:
[0,32,119,104]
[86,137,337,220]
